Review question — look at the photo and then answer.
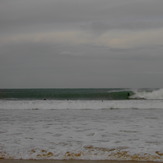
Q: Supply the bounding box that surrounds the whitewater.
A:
[0,89,163,161]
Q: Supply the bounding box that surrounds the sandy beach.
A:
[0,160,163,163]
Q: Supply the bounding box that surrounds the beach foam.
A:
[0,106,163,161]
[1,99,163,110]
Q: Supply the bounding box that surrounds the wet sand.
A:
[0,160,163,163]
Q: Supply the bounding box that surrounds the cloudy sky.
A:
[0,0,163,88]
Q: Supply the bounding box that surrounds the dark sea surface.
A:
[0,88,133,100]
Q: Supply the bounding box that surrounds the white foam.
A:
[0,107,163,160]
[1,99,163,110]
[131,88,163,100]
[1,99,163,160]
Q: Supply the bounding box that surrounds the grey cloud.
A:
[1,0,163,88]
[1,0,163,32]
[81,20,163,36]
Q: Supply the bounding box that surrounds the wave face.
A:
[0,88,131,100]
[131,88,163,100]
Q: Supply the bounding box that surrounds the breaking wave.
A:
[131,88,163,100]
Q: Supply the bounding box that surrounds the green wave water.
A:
[0,89,133,100]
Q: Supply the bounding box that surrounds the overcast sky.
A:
[0,0,163,88]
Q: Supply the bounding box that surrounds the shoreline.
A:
[0,160,163,163]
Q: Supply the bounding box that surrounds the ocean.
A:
[0,88,163,161]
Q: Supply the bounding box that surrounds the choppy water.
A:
[0,88,163,161]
